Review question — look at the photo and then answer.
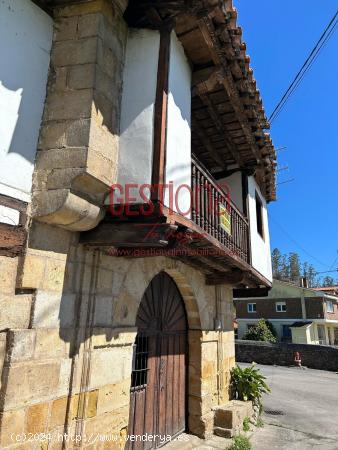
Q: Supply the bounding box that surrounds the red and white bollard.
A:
[294,351,301,367]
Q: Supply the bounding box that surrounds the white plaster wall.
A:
[0,0,53,201]
[248,177,273,282]
[291,327,308,344]
[237,321,249,339]
[164,32,191,217]
[118,29,160,202]
[0,205,20,226]
[219,172,243,213]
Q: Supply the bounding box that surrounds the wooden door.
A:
[127,272,187,450]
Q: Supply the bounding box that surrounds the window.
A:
[326,301,334,313]
[276,302,287,312]
[131,334,149,390]
[255,192,264,239]
[247,303,256,313]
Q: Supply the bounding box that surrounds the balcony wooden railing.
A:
[191,156,249,263]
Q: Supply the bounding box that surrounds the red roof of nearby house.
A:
[313,286,338,290]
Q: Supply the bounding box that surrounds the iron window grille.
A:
[131,334,149,391]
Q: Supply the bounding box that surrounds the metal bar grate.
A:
[131,334,149,391]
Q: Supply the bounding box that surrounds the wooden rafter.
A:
[206,269,247,286]
[192,122,226,167]
[196,16,262,164]
[194,86,242,166]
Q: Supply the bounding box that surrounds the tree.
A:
[270,248,330,287]
[307,264,319,288]
[271,248,282,279]
[265,320,278,339]
[322,276,335,287]
[302,261,309,279]
[288,252,301,283]
[280,254,290,281]
[243,319,276,343]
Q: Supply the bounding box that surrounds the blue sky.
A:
[235,0,338,274]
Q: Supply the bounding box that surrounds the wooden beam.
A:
[196,256,231,273]
[151,26,171,202]
[0,194,28,257]
[192,121,226,167]
[80,222,171,247]
[196,16,261,164]
[233,287,270,298]
[0,224,27,257]
[205,269,247,286]
[177,256,214,275]
[192,66,221,91]
[194,87,242,166]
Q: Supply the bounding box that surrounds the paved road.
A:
[240,363,338,449]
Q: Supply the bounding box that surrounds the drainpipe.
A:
[301,289,307,320]
[299,278,307,320]
[215,285,233,406]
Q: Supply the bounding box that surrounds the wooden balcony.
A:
[191,156,249,265]
[81,158,270,288]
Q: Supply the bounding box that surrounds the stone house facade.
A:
[0,1,276,449]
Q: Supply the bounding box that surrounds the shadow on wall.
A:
[25,222,135,356]
[0,0,52,164]
[22,221,139,438]
[0,82,22,156]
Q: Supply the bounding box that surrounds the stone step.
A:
[214,426,233,439]
[165,433,232,450]
[165,434,203,450]
[214,400,254,437]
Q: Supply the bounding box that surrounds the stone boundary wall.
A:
[235,340,338,372]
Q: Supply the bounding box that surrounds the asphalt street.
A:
[240,363,338,449]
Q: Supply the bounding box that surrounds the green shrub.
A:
[231,363,270,406]
[229,435,252,450]
[243,319,276,343]
[256,417,264,428]
[265,319,278,338]
[242,417,250,432]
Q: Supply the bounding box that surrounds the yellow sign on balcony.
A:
[219,204,231,235]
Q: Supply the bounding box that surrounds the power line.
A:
[329,251,338,270]
[276,178,295,186]
[269,11,338,124]
[270,11,337,123]
[315,269,338,275]
[271,20,337,123]
[268,213,330,268]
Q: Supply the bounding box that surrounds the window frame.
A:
[247,303,257,313]
[276,301,287,313]
[326,300,334,313]
[255,191,265,240]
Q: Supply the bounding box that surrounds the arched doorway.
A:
[127,272,188,449]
